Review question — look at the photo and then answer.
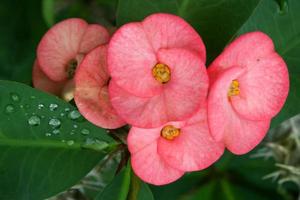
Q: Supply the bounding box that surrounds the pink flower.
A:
[108,13,208,128]
[33,18,124,129]
[74,45,126,129]
[207,32,289,154]
[33,18,109,99]
[128,105,224,185]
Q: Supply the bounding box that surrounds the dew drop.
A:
[45,132,52,137]
[5,104,15,113]
[70,130,76,135]
[28,115,41,126]
[81,128,90,135]
[60,113,65,117]
[30,96,36,99]
[38,104,44,109]
[10,93,20,102]
[52,129,60,135]
[49,103,58,111]
[48,118,61,128]
[73,124,78,129]
[64,108,70,112]
[81,138,108,151]
[19,105,24,109]
[68,110,81,120]
[67,140,74,146]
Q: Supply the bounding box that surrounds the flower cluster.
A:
[33,13,289,185]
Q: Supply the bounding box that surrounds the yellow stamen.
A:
[152,63,171,84]
[228,80,240,97]
[161,125,180,140]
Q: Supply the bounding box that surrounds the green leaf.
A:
[116,0,260,62]
[0,0,47,84]
[42,0,55,27]
[136,182,155,200]
[0,80,116,200]
[127,170,154,200]
[96,162,131,200]
[181,180,217,200]
[233,0,300,128]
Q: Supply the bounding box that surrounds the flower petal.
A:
[158,108,224,171]
[128,126,161,154]
[32,60,66,95]
[208,66,270,154]
[37,18,88,81]
[75,45,126,129]
[108,22,159,97]
[109,80,167,128]
[158,48,208,121]
[208,31,289,120]
[131,142,184,185]
[142,13,206,62]
[231,54,289,120]
[79,24,110,53]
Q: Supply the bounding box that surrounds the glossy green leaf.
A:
[116,0,260,62]
[136,182,155,200]
[96,163,131,200]
[127,171,154,200]
[0,80,116,200]
[234,0,300,128]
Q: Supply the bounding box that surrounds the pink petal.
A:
[37,18,88,81]
[79,24,110,54]
[158,48,208,121]
[128,121,184,153]
[158,107,224,172]
[32,60,66,95]
[108,22,159,97]
[208,66,270,155]
[109,48,208,128]
[208,32,289,120]
[109,80,168,128]
[231,54,289,120]
[74,45,126,129]
[128,126,161,154]
[131,142,184,185]
[142,13,206,63]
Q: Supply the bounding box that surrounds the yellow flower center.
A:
[228,80,240,97]
[152,63,171,84]
[161,125,180,140]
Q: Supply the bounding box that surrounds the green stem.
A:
[127,171,141,200]
[220,178,235,200]
[118,162,132,200]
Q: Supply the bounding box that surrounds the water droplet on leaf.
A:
[81,128,90,135]
[10,93,20,102]
[49,103,58,111]
[52,129,60,135]
[38,104,44,109]
[68,110,81,120]
[67,140,74,146]
[28,115,41,126]
[81,138,108,151]
[48,118,61,128]
[5,104,15,113]
[45,133,52,137]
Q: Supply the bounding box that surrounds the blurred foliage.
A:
[0,0,300,200]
